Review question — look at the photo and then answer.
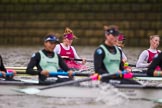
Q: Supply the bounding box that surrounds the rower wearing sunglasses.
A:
[26,33,73,85]
[94,25,138,84]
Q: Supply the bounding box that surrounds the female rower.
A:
[94,25,137,84]
[26,33,73,85]
[116,33,133,72]
[116,33,127,63]
[136,35,160,69]
[0,55,16,80]
[54,27,87,71]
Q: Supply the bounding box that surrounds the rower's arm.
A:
[136,50,150,68]
[26,52,41,75]
[71,46,81,59]
[57,54,70,72]
[94,48,108,74]
[147,52,162,76]
[118,48,124,71]
[0,55,7,72]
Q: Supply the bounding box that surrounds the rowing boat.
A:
[1,70,162,101]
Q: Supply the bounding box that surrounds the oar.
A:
[63,58,93,62]
[153,99,162,103]
[48,71,93,77]
[6,67,37,74]
[6,66,37,70]
[132,72,147,77]
[15,71,152,94]
[16,71,93,77]
[15,73,118,94]
[15,70,147,76]
[16,70,147,78]
[0,79,39,85]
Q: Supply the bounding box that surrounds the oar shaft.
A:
[74,59,93,62]
[133,73,147,77]
[39,73,116,90]
[63,58,93,62]
[0,80,38,85]
[40,77,92,90]
[0,72,14,77]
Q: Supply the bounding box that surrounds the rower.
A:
[136,35,161,70]
[116,33,127,63]
[116,33,132,71]
[54,27,87,71]
[0,55,16,80]
[94,25,138,84]
[26,33,73,85]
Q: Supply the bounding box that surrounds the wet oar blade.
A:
[17,88,41,94]
[154,99,162,103]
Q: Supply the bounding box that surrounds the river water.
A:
[0,46,162,108]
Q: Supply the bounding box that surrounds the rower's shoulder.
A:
[31,51,40,58]
[94,46,104,55]
[139,50,149,56]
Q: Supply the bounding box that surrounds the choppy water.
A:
[0,46,161,108]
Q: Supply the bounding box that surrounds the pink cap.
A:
[64,33,74,40]
[118,34,125,41]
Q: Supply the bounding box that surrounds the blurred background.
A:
[0,0,161,46]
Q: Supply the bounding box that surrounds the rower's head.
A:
[116,33,126,48]
[44,33,59,52]
[63,27,77,46]
[149,35,160,49]
[104,26,119,46]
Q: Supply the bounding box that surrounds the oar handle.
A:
[49,72,68,76]
[49,71,92,77]
[0,72,14,77]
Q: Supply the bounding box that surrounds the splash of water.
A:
[95,83,129,106]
